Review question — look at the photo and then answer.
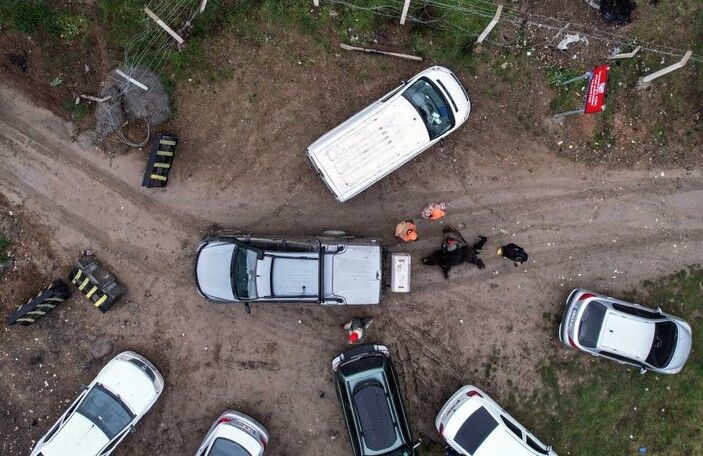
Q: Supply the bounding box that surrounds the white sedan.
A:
[195,411,269,456]
[436,385,556,456]
[31,351,164,456]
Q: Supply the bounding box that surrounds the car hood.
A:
[325,245,382,304]
[196,242,236,301]
[664,321,692,372]
[40,413,110,456]
[98,359,159,414]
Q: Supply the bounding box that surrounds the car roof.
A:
[445,397,537,456]
[40,413,110,456]
[596,309,655,361]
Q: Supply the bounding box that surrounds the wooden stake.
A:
[116,69,149,91]
[144,7,184,45]
[638,50,692,86]
[476,4,503,44]
[340,43,422,61]
[80,94,113,103]
[609,46,641,60]
[399,0,411,25]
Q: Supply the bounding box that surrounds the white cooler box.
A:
[390,253,411,293]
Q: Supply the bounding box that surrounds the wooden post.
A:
[476,4,503,44]
[638,50,692,87]
[340,43,423,61]
[116,69,149,91]
[144,7,185,45]
[609,46,641,60]
[399,0,411,25]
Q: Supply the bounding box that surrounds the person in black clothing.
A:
[422,226,487,279]
[497,243,529,266]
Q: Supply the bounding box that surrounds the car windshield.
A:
[232,246,258,299]
[402,77,454,140]
[578,301,607,348]
[76,384,135,439]
[646,321,678,368]
[208,437,252,456]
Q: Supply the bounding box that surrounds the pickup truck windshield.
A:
[232,247,258,299]
[402,77,454,140]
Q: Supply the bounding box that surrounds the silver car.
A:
[559,289,692,374]
[194,411,269,456]
[195,231,383,309]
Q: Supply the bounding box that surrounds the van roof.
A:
[308,96,429,201]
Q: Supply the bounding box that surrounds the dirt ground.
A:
[1,29,703,456]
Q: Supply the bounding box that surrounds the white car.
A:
[31,351,163,456]
[559,288,692,374]
[435,386,556,456]
[195,411,269,456]
[306,65,471,202]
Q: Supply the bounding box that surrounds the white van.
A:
[306,66,471,202]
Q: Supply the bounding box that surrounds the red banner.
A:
[584,65,609,114]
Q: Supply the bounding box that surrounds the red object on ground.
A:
[584,65,609,114]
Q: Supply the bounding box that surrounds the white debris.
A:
[557,34,588,50]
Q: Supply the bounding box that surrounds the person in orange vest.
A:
[395,220,418,242]
[343,317,373,344]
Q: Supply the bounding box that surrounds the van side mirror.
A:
[656,306,663,313]
[412,439,422,449]
[639,366,647,375]
[80,384,89,390]
[400,79,407,85]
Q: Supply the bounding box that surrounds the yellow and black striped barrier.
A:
[142,133,177,188]
[70,254,125,313]
[6,279,71,326]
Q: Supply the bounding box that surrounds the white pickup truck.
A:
[306,66,471,202]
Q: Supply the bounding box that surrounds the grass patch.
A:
[545,66,587,113]
[0,234,11,263]
[0,0,60,35]
[519,267,703,455]
[62,100,89,121]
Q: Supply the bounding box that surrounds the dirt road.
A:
[1,69,701,456]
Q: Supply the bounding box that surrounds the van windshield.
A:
[402,77,454,140]
[232,247,258,299]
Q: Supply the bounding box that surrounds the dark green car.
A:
[332,345,418,456]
